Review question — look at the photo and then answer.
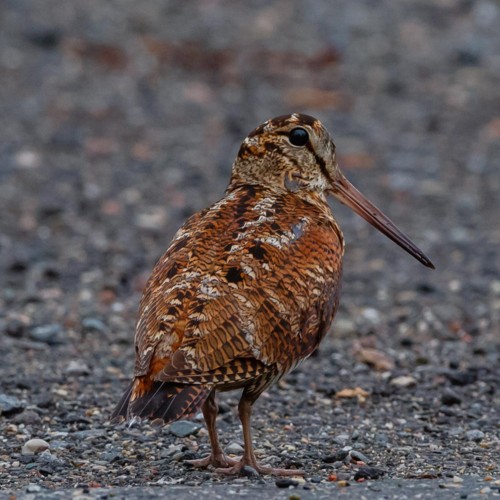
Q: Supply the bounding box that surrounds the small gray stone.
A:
[168,420,201,438]
[349,450,370,464]
[34,392,53,409]
[448,427,464,437]
[29,324,65,345]
[240,465,259,478]
[12,410,41,425]
[465,429,484,442]
[38,450,62,464]
[225,442,244,455]
[337,472,351,481]
[101,450,121,462]
[160,444,184,458]
[22,438,50,455]
[275,477,299,488]
[5,318,27,338]
[441,388,462,406]
[0,394,24,415]
[26,484,42,493]
[323,450,349,463]
[333,433,349,445]
[375,432,389,445]
[65,360,90,376]
[354,466,386,481]
[81,317,108,334]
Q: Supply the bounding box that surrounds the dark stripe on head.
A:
[305,142,332,185]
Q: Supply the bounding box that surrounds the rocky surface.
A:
[0,1,499,498]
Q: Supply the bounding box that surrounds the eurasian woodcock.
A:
[112,113,434,476]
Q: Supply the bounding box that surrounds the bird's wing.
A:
[134,186,343,387]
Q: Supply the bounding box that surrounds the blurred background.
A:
[1,0,498,351]
[0,0,499,490]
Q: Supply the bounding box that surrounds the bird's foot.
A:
[185,452,238,469]
[215,457,304,477]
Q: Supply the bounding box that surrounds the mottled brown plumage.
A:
[112,113,433,476]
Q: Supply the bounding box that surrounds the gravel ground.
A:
[1,1,499,498]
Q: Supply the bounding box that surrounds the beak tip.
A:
[421,256,435,270]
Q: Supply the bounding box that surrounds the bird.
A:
[111,113,434,476]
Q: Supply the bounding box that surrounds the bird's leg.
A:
[185,391,238,469]
[215,390,304,476]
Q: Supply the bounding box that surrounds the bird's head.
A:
[229,113,434,269]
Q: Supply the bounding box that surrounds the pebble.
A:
[336,472,351,481]
[168,420,201,438]
[38,450,62,464]
[0,394,24,416]
[25,484,42,493]
[448,427,464,437]
[15,150,42,169]
[445,370,477,386]
[160,444,185,458]
[65,360,91,376]
[349,450,370,464]
[275,478,299,488]
[33,392,54,409]
[323,450,349,463]
[465,429,484,442]
[12,410,41,425]
[81,317,108,334]
[240,465,259,478]
[374,432,389,445]
[225,442,244,455]
[334,318,355,335]
[333,433,349,445]
[22,438,50,455]
[101,450,121,462]
[5,318,27,338]
[354,466,385,481]
[361,308,381,324]
[441,388,462,406]
[390,375,417,387]
[29,324,66,345]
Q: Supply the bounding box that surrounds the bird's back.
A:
[112,184,344,422]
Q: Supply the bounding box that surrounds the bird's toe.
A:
[185,452,238,469]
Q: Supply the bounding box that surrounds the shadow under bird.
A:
[112,113,434,476]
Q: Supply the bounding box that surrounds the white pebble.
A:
[390,376,417,387]
[22,438,50,455]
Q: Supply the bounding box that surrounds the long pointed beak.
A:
[331,175,435,269]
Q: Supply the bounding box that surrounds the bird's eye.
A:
[288,128,309,147]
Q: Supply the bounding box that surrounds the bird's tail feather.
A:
[111,379,209,424]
